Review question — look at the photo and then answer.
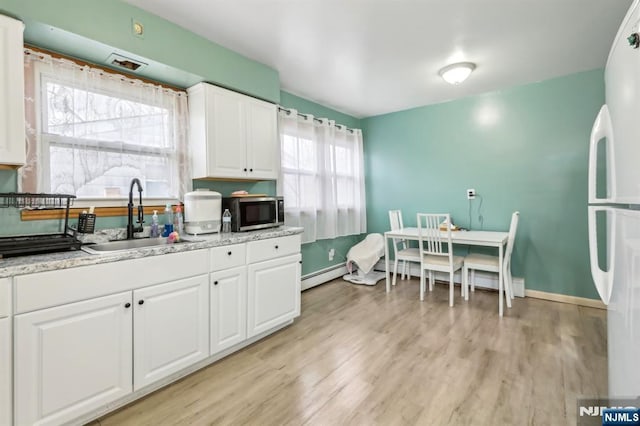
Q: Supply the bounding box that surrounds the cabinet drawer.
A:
[15,249,209,313]
[0,278,9,318]
[210,243,246,272]
[247,235,301,264]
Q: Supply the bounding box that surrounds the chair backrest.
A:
[416,213,453,259]
[388,210,407,252]
[389,210,403,231]
[504,211,520,265]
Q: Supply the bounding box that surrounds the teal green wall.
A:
[0,2,607,294]
[0,0,280,236]
[0,0,279,101]
[0,4,364,278]
[362,69,605,299]
[279,91,365,276]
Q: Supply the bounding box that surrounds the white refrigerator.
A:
[588,0,640,398]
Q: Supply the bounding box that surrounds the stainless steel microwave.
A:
[222,196,284,232]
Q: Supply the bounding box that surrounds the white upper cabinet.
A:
[0,15,25,168]
[245,97,279,179]
[188,82,278,180]
[203,86,246,178]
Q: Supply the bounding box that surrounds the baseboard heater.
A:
[302,262,347,291]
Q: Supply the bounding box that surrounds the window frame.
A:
[279,128,361,212]
[29,60,182,208]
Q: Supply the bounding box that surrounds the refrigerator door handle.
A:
[588,104,616,204]
[588,206,615,305]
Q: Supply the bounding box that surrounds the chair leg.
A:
[402,260,407,280]
[449,272,454,307]
[470,269,475,292]
[428,271,434,291]
[392,259,398,286]
[420,268,425,301]
[508,265,515,299]
[504,266,513,309]
[463,266,469,301]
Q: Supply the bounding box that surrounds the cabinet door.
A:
[247,253,301,338]
[206,85,247,178]
[0,15,25,167]
[246,98,278,179]
[133,275,209,390]
[14,292,132,426]
[210,266,247,354]
[0,317,10,426]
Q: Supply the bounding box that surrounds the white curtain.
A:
[278,108,366,244]
[21,48,191,203]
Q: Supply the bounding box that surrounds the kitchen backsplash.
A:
[0,173,278,237]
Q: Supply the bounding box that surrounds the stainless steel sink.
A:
[82,237,197,254]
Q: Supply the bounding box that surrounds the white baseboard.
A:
[375,260,526,297]
[302,263,348,291]
[525,289,606,310]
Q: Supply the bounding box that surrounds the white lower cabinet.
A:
[247,253,301,338]
[9,236,302,425]
[133,275,209,390]
[210,266,247,355]
[0,317,11,426]
[14,292,133,426]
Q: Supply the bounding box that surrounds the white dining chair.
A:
[463,211,520,307]
[388,210,421,286]
[416,213,465,307]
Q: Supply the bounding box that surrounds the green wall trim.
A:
[363,69,605,300]
[0,1,605,297]
[0,0,280,102]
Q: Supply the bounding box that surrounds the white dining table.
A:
[383,227,510,316]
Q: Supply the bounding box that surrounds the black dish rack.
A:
[0,192,82,258]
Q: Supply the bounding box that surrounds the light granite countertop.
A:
[0,226,304,278]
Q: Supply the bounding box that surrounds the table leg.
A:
[385,234,390,293]
[498,244,504,316]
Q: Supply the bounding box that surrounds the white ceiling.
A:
[125,0,632,118]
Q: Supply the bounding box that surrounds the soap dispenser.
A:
[150,210,160,238]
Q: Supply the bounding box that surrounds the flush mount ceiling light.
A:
[439,62,476,85]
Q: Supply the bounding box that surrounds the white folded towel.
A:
[346,233,385,274]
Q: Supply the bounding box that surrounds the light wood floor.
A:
[92,277,607,426]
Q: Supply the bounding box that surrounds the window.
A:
[280,115,318,227]
[22,48,191,206]
[278,109,366,243]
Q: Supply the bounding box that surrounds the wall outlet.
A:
[328,248,335,261]
[467,188,476,199]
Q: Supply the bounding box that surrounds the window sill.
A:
[21,205,170,221]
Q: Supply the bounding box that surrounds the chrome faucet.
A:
[127,178,144,239]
